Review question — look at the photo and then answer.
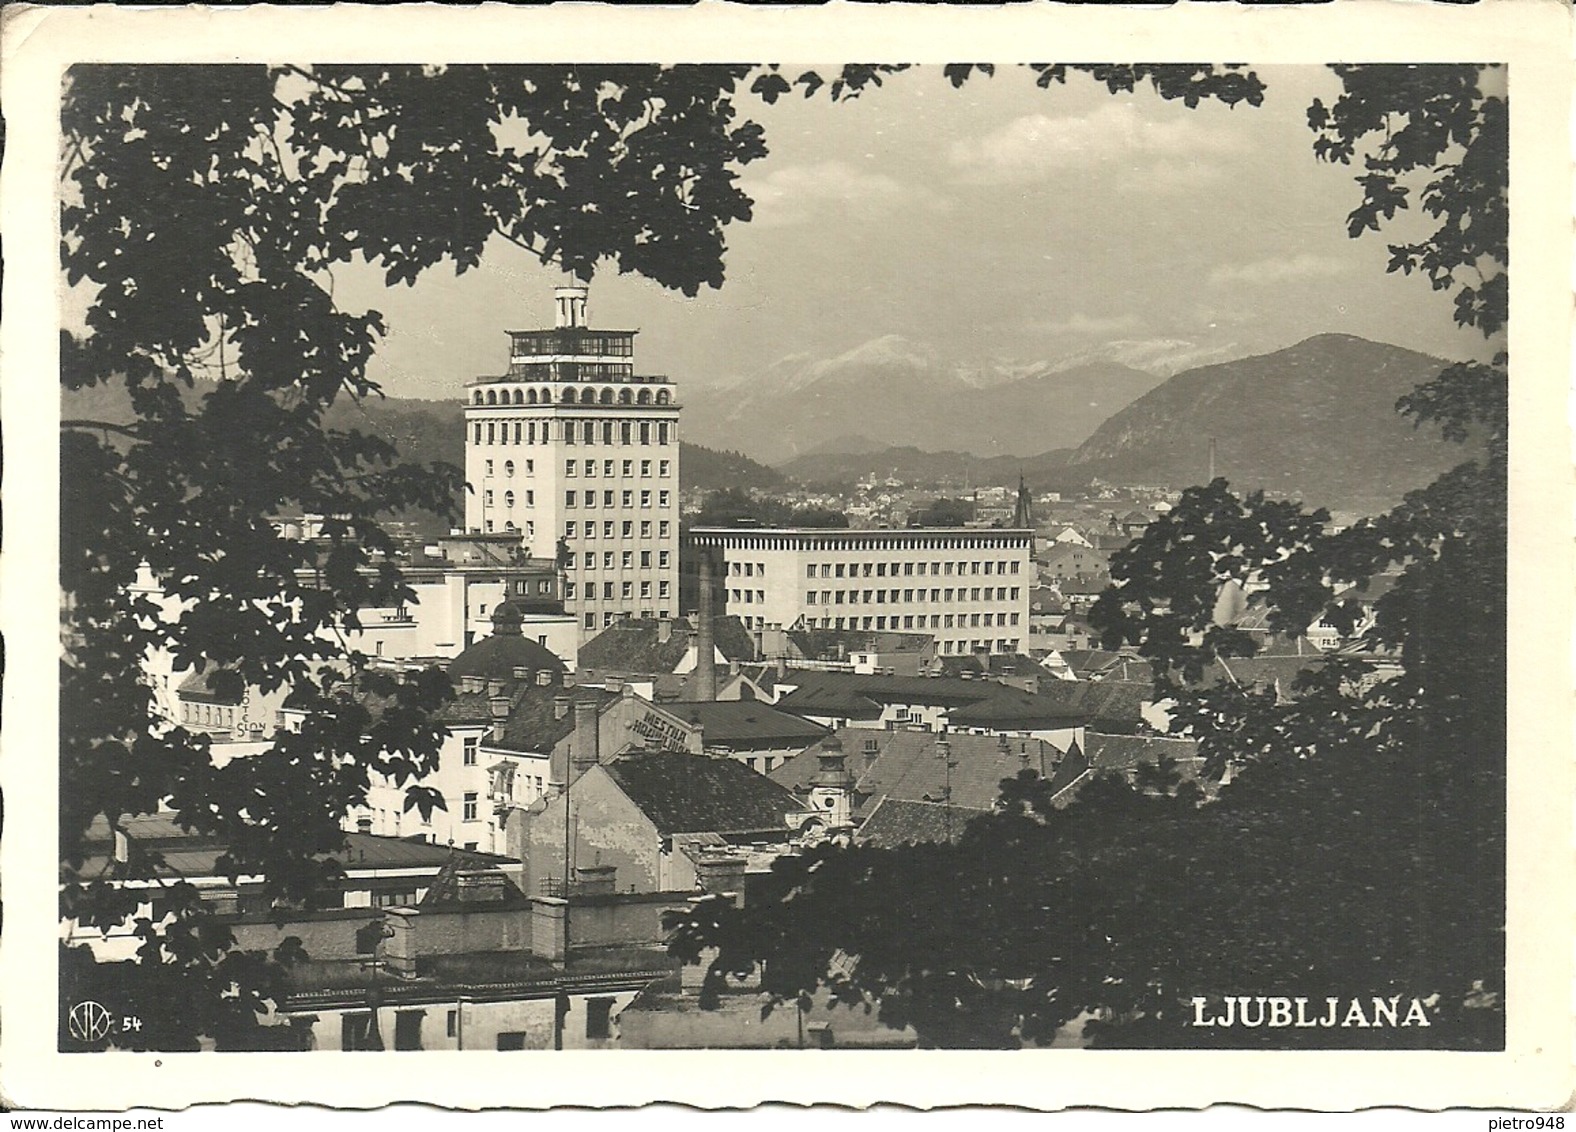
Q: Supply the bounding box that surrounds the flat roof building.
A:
[687,526,1034,658]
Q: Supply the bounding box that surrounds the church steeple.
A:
[1012,473,1033,529]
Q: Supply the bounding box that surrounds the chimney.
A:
[658,618,672,644]
[487,678,504,698]
[695,548,718,702]
[513,665,532,681]
[694,854,748,903]
[555,284,589,329]
[489,695,511,741]
[572,697,600,778]
[462,675,484,694]
[752,628,764,661]
[728,658,740,677]
[554,693,571,720]
[574,863,617,897]
[776,655,787,681]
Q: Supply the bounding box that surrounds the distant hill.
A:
[683,335,1166,463]
[66,383,778,538]
[1068,333,1479,513]
[676,442,785,491]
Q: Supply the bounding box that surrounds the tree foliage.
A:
[683,486,850,530]
[59,63,779,1049]
[666,64,1507,1049]
[61,60,1502,1050]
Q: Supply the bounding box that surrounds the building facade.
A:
[688,527,1034,657]
[464,286,680,640]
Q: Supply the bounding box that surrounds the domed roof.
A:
[448,601,566,683]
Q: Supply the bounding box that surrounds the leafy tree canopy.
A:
[60,60,1502,1050]
[665,63,1507,1050]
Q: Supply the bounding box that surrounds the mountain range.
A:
[64,331,1481,519]
[1064,333,1475,512]
[682,334,1170,464]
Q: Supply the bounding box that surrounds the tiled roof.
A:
[1055,650,1147,680]
[490,683,622,754]
[447,625,566,683]
[936,652,1044,679]
[604,752,804,836]
[663,701,828,750]
[578,615,755,675]
[772,669,1007,720]
[1057,575,1111,597]
[773,727,1066,815]
[947,685,1090,729]
[785,628,932,661]
[418,854,531,908]
[857,797,989,849]
[1028,588,1065,614]
[1085,733,1201,774]
[174,666,243,705]
[71,827,516,880]
[1200,654,1324,694]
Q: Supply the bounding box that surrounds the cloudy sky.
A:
[336,64,1499,400]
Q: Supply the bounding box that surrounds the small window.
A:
[463,736,478,766]
[463,792,478,822]
[394,1011,424,1051]
[504,461,514,476]
[586,997,615,1040]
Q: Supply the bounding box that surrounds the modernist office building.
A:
[464,286,681,639]
[687,526,1034,657]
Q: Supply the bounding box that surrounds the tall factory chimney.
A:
[695,545,718,702]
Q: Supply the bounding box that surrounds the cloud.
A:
[1209,253,1349,287]
[742,160,946,228]
[949,102,1248,186]
[1028,312,1144,338]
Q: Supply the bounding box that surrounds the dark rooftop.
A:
[856,797,989,849]
[664,700,828,750]
[578,614,755,676]
[605,752,803,837]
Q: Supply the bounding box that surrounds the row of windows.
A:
[570,549,672,571]
[806,587,1021,605]
[564,490,671,509]
[472,382,665,406]
[566,580,671,602]
[583,610,673,629]
[507,362,637,383]
[702,533,1031,553]
[730,561,766,577]
[484,459,533,477]
[565,459,671,478]
[564,520,671,541]
[483,489,533,508]
[804,559,1021,580]
[181,701,240,729]
[472,420,672,446]
[508,330,634,357]
[790,615,1023,649]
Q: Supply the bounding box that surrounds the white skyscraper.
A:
[464,286,680,640]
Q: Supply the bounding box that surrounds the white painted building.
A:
[463,286,680,640]
[688,527,1034,657]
